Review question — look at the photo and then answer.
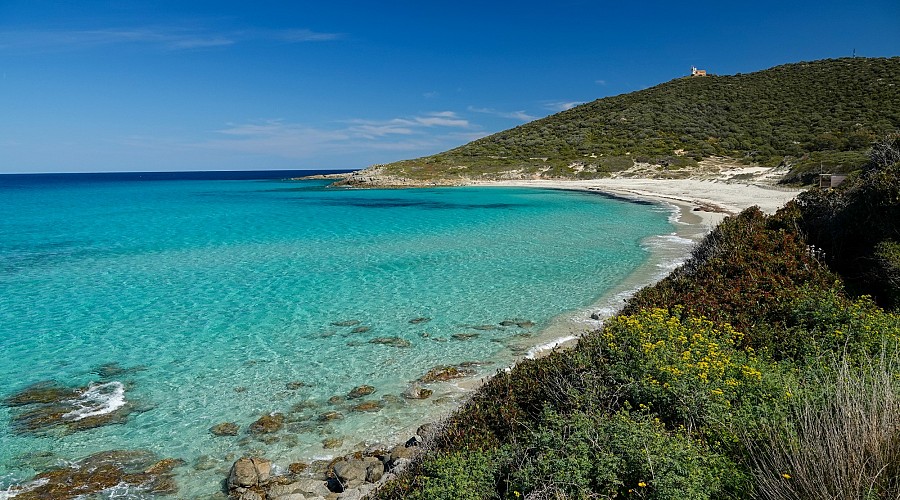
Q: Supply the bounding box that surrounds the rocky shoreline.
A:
[225,423,435,500]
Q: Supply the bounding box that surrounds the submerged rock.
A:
[401,383,433,400]
[92,362,146,379]
[319,411,344,421]
[210,422,239,436]
[4,380,134,435]
[350,401,383,412]
[331,320,361,327]
[347,385,375,399]
[471,324,499,331]
[368,336,411,348]
[248,413,284,434]
[322,437,344,449]
[408,317,431,324]
[350,325,371,333]
[7,449,182,499]
[284,381,305,390]
[452,333,479,341]
[418,365,476,383]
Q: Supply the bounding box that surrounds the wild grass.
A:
[746,347,900,500]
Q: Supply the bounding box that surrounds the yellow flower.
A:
[782,473,791,479]
[638,481,647,488]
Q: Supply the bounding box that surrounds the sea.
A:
[0,170,690,497]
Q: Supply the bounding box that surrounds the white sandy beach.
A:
[475,178,803,229]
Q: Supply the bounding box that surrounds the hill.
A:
[345,57,899,186]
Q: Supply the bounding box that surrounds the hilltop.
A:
[336,57,899,186]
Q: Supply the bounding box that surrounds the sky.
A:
[0,1,898,173]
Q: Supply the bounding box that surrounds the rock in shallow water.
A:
[210,421,239,436]
[401,383,433,400]
[408,317,431,324]
[347,385,375,399]
[368,336,411,348]
[418,365,476,383]
[331,320,361,327]
[4,380,135,435]
[8,449,182,499]
[248,413,284,434]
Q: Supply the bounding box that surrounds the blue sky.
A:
[1,1,898,173]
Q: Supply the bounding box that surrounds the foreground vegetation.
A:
[377,57,899,184]
[374,142,900,498]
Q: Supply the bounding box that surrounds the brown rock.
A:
[248,413,284,434]
[327,395,345,405]
[418,365,475,383]
[347,385,375,399]
[401,383,433,400]
[288,462,308,474]
[350,401,383,412]
[210,422,239,436]
[322,437,344,449]
[318,411,344,421]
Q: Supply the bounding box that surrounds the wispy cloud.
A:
[468,106,537,122]
[198,112,479,160]
[595,79,607,85]
[543,101,585,112]
[0,26,343,52]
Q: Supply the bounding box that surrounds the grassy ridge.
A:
[373,148,900,498]
[380,57,900,184]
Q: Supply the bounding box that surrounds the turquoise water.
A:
[0,175,673,497]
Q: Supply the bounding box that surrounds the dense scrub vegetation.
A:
[374,142,900,499]
[381,58,900,183]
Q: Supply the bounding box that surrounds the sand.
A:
[474,178,803,229]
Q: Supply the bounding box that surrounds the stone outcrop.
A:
[346,385,375,399]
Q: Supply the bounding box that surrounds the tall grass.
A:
[746,347,900,500]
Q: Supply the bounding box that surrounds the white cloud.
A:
[468,106,537,122]
[198,112,479,160]
[543,101,584,112]
[595,79,607,85]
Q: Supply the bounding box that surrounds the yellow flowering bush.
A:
[601,307,778,435]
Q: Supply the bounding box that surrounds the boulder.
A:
[333,459,367,489]
[227,457,272,489]
[249,413,284,434]
[240,491,263,500]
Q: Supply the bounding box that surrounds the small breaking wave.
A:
[525,335,580,359]
[62,381,126,421]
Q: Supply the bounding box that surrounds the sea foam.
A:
[62,381,126,421]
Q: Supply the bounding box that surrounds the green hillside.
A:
[381,57,900,184]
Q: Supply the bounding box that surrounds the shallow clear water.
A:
[0,174,673,497]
